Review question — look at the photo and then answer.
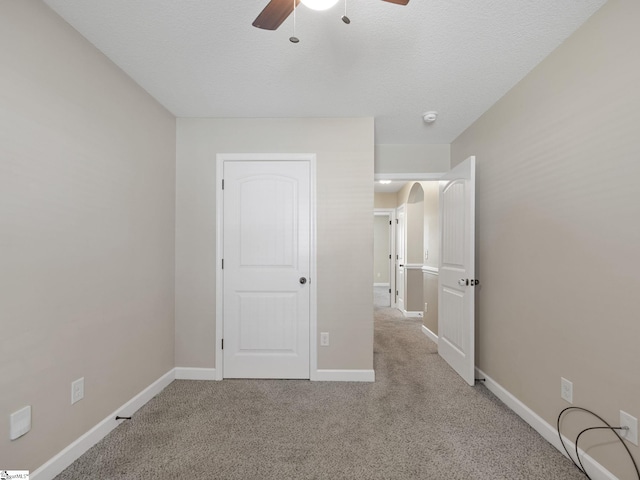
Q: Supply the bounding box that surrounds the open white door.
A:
[438,156,476,386]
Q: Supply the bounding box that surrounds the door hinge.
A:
[396,219,399,224]
[222,259,224,269]
[389,288,391,294]
[389,220,392,225]
[389,254,392,259]
[221,339,224,350]
[222,179,224,190]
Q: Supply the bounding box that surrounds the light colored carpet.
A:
[55,306,584,479]
[374,285,390,307]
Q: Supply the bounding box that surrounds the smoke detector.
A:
[423,111,438,123]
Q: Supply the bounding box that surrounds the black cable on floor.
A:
[557,406,640,480]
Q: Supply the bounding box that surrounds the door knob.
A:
[299,277,307,285]
[458,279,468,286]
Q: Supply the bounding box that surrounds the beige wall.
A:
[395,181,440,326]
[0,1,176,472]
[373,215,391,284]
[175,118,374,371]
[405,269,424,313]
[374,192,397,209]
[396,181,413,207]
[375,144,450,174]
[451,0,639,475]
[404,185,425,312]
[405,189,424,266]
[421,182,440,270]
[422,273,438,334]
[421,182,440,334]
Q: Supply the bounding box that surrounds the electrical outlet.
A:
[71,377,84,404]
[424,303,428,313]
[619,411,638,446]
[320,332,329,346]
[560,377,573,403]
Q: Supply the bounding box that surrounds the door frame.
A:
[373,208,396,308]
[395,204,406,312]
[215,153,318,381]
[375,173,445,312]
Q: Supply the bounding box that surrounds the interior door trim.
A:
[374,208,396,308]
[215,153,317,381]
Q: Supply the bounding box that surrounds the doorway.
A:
[373,164,476,387]
[373,176,441,336]
[373,209,395,308]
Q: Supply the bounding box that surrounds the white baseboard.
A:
[476,368,617,480]
[32,369,175,480]
[403,310,423,318]
[373,283,390,287]
[421,324,438,344]
[315,369,375,382]
[174,367,217,380]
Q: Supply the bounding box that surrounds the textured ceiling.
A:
[43,0,606,144]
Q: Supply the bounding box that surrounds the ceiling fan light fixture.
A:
[300,0,340,11]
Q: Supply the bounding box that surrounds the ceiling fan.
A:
[253,0,410,31]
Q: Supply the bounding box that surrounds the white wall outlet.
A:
[9,405,31,440]
[560,377,573,403]
[424,250,428,260]
[619,411,638,446]
[71,377,84,404]
[320,332,329,347]
[424,303,428,313]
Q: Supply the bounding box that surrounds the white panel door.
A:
[438,156,476,386]
[223,160,310,379]
[395,205,405,312]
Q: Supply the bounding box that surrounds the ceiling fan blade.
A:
[382,0,410,5]
[253,0,301,31]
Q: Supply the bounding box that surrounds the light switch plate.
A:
[10,405,31,440]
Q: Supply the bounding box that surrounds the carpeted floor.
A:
[55,303,584,479]
[374,285,391,308]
